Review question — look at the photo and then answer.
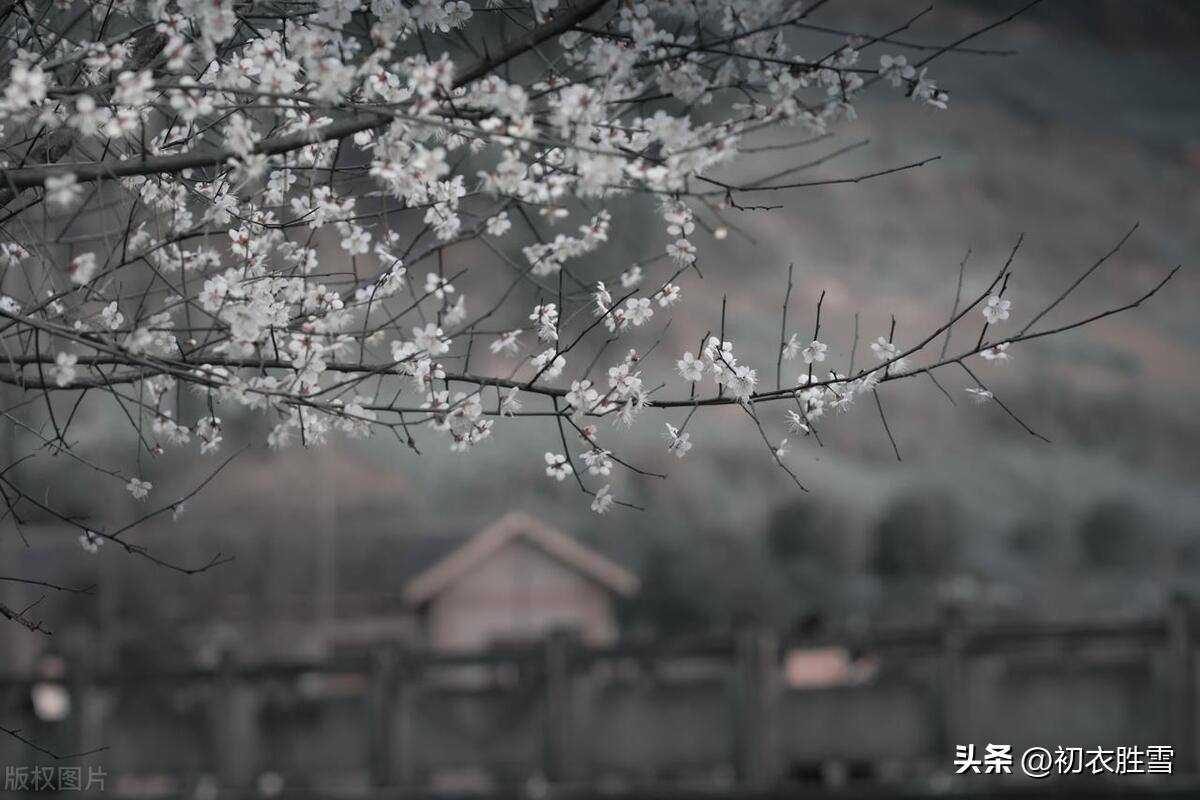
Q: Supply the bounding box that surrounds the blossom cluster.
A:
[0,0,1117,539]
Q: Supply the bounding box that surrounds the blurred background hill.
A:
[3,0,1199,667]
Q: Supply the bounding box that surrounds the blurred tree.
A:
[1076,499,1156,571]
[869,492,962,580]
[1006,518,1065,568]
[765,498,852,632]
[766,498,849,567]
[624,531,785,636]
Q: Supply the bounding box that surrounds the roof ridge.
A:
[402,510,638,605]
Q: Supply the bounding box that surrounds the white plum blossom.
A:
[663,423,692,458]
[44,174,81,208]
[126,478,152,500]
[981,343,1012,363]
[424,273,455,300]
[341,226,371,255]
[566,379,599,415]
[53,352,78,387]
[965,387,994,403]
[0,243,30,268]
[580,447,613,477]
[544,452,572,481]
[623,297,654,327]
[870,337,908,375]
[413,323,450,355]
[152,412,191,447]
[983,295,1012,324]
[531,349,566,381]
[677,352,704,382]
[911,67,949,109]
[444,295,468,326]
[802,340,828,364]
[725,365,758,403]
[666,238,696,266]
[879,54,916,87]
[593,282,613,315]
[490,330,522,355]
[870,337,897,361]
[703,337,735,377]
[71,95,111,137]
[100,302,124,330]
[530,303,559,341]
[500,389,522,416]
[79,531,104,554]
[591,484,614,514]
[606,359,645,418]
[656,284,681,308]
[196,416,223,454]
[486,213,512,236]
[5,63,47,108]
[701,336,760,401]
[781,334,803,360]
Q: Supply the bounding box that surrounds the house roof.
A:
[403,511,639,606]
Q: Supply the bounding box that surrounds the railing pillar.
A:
[1168,594,1196,774]
[215,651,258,789]
[545,630,587,783]
[72,657,109,760]
[734,626,780,788]
[395,651,418,787]
[940,603,969,753]
[368,645,399,788]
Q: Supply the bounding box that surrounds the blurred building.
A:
[402,511,640,651]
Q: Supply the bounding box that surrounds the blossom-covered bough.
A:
[0,0,1180,644]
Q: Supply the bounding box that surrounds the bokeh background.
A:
[2,1,1198,795]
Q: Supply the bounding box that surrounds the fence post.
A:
[394,649,418,787]
[72,656,109,760]
[368,646,398,788]
[215,651,258,789]
[940,603,969,754]
[545,630,586,783]
[1168,594,1196,774]
[734,626,781,788]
